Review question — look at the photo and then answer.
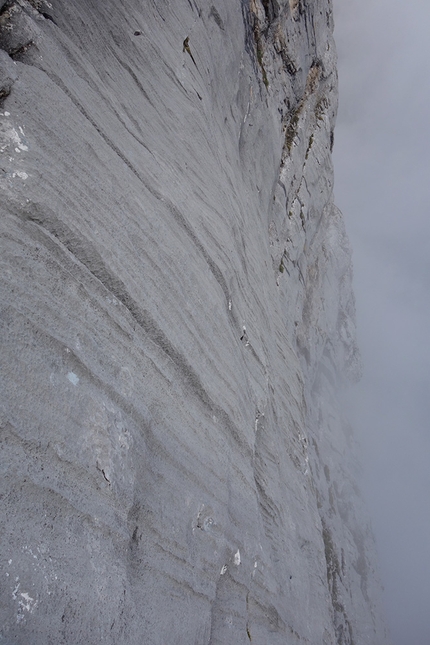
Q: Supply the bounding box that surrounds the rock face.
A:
[0,1,389,644]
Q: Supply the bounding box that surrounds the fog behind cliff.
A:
[333,1,430,644]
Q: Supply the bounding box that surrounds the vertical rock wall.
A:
[0,1,390,643]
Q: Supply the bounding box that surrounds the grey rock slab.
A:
[0,49,18,99]
[0,1,390,644]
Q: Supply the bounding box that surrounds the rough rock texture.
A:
[0,1,390,643]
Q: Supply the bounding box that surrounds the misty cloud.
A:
[333,1,430,643]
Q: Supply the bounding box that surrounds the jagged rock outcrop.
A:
[0,1,389,643]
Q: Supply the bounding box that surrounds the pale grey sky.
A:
[333,1,430,644]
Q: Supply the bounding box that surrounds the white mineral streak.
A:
[0,1,390,643]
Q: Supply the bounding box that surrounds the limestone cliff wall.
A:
[0,1,389,643]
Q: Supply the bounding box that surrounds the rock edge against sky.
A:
[0,1,390,643]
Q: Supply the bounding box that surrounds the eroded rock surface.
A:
[0,1,389,643]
